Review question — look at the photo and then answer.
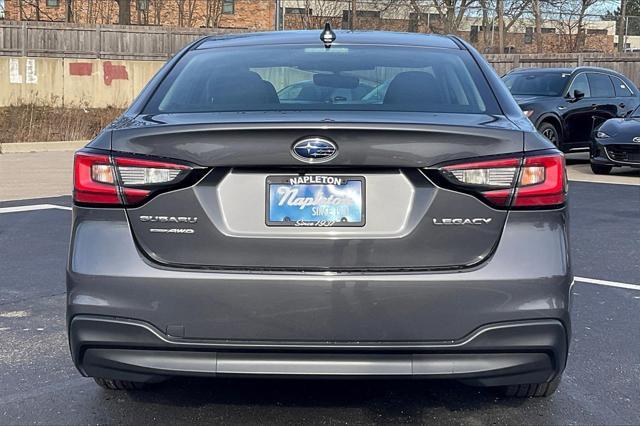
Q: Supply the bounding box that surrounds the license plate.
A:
[266,175,365,227]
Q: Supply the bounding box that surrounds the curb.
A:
[0,140,88,154]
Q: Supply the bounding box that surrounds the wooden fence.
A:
[2,21,640,84]
[0,21,236,60]
[486,52,640,84]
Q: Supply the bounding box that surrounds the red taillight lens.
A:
[512,154,566,207]
[73,152,120,205]
[73,151,192,206]
[440,152,566,209]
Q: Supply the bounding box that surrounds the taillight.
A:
[74,152,120,205]
[437,152,566,209]
[441,158,519,207]
[512,154,566,207]
[73,151,196,206]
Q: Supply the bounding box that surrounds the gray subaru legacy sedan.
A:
[67,29,571,397]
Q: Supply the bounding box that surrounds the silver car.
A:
[67,30,571,397]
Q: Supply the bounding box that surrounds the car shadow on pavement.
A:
[565,156,589,166]
[124,377,531,417]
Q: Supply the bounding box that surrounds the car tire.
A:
[503,375,562,398]
[590,163,612,175]
[538,122,561,148]
[94,377,148,391]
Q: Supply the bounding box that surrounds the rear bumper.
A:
[70,316,568,387]
[67,207,572,386]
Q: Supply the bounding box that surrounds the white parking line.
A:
[0,204,71,214]
[1,204,639,293]
[575,276,640,292]
[568,177,640,186]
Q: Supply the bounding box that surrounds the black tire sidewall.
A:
[538,122,561,148]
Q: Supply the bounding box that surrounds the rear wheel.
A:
[590,163,612,175]
[94,377,147,391]
[503,375,562,398]
[538,122,561,148]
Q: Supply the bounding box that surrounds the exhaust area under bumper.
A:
[70,316,568,387]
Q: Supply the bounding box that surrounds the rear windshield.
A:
[502,72,569,96]
[144,44,500,115]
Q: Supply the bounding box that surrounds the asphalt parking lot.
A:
[0,155,638,424]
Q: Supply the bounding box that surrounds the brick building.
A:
[279,1,615,54]
[1,0,276,30]
[1,0,615,53]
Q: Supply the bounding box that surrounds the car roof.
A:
[508,66,622,75]
[508,67,573,74]
[195,30,461,50]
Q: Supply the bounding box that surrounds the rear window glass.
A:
[144,45,500,115]
[502,72,568,96]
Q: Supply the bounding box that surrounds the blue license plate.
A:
[266,176,365,227]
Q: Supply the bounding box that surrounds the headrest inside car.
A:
[383,71,443,106]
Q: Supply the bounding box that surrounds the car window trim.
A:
[565,70,630,99]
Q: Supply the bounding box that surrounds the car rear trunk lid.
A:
[114,116,523,271]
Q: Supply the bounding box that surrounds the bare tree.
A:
[479,0,492,47]
[497,0,534,51]
[84,0,119,24]
[204,0,224,28]
[503,0,531,33]
[175,0,197,27]
[136,0,149,24]
[151,0,165,25]
[176,0,185,26]
[284,0,342,30]
[33,0,40,20]
[80,0,104,24]
[618,0,627,51]
[350,0,357,30]
[114,0,131,25]
[87,0,94,23]
[284,0,402,30]
[408,0,478,34]
[532,0,542,52]
[186,0,198,26]
[66,0,74,22]
[436,0,479,34]
[575,0,597,50]
[552,0,597,52]
[497,0,504,51]
[17,0,57,21]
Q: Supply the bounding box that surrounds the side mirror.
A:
[572,89,585,101]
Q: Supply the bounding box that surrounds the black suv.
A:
[503,67,639,151]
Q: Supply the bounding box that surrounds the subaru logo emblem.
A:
[291,138,338,163]
[633,137,640,143]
